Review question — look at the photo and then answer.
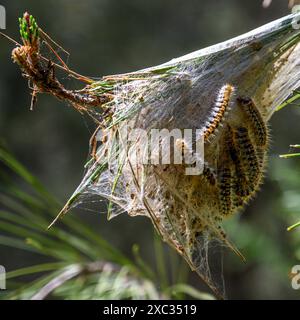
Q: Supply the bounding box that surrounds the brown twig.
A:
[3,13,113,114]
[11,45,113,113]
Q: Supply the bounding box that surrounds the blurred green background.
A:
[0,0,300,299]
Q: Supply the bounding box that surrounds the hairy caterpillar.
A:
[218,167,232,216]
[237,96,268,147]
[233,127,260,190]
[203,84,235,141]
[175,138,194,164]
[226,126,250,199]
[202,164,216,186]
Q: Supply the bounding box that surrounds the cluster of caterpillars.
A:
[176,84,269,219]
[204,84,269,216]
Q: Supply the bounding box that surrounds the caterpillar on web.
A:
[237,96,268,147]
[202,164,216,186]
[175,138,194,164]
[233,127,261,190]
[202,84,235,142]
[226,126,250,199]
[218,167,232,216]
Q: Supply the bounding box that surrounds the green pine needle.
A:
[287,221,300,231]
[18,12,39,46]
[279,153,300,158]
